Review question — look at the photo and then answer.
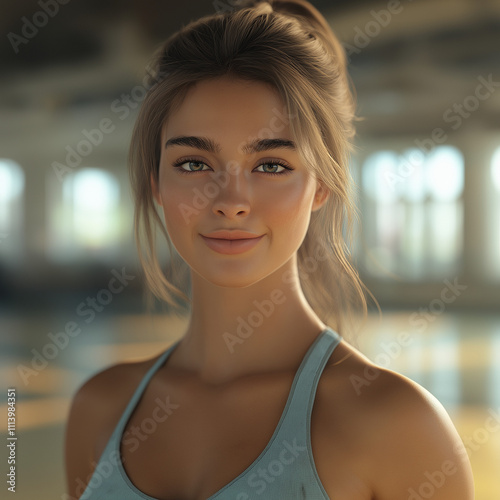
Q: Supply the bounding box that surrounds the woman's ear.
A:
[150,172,163,206]
[311,181,329,212]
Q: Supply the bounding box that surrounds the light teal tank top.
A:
[79,327,341,499]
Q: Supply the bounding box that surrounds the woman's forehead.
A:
[172,77,284,114]
[162,77,293,142]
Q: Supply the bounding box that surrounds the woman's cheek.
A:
[161,185,195,228]
[272,183,314,223]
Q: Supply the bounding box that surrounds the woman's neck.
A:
[167,260,327,386]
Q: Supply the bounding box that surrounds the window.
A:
[492,148,500,193]
[47,168,123,262]
[360,146,464,280]
[425,146,464,272]
[0,159,25,265]
[490,147,500,278]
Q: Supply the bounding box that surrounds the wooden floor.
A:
[0,308,498,499]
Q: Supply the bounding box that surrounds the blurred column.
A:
[460,129,497,282]
[16,150,49,287]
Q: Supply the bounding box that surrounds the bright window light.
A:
[400,149,427,202]
[64,168,120,248]
[361,146,464,280]
[0,159,24,203]
[425,146,464,201]
[492,147,500,192]
[362,151,401,204]
[0,158,24,232]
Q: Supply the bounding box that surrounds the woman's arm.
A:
[64,374,103,499]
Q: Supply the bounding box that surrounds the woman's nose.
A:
[210,163,251,218]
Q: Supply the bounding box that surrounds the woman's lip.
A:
[200,234,264,254]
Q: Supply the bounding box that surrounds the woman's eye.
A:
[172,159,292,176]
[174,160,210,173]
[255,163,291,175]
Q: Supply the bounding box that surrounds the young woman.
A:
[64,1,474,498]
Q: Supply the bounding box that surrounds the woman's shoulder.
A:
[69,351,163,421]
[318,339,474,499]
[321,338,458,425]
[64,350,164,497]
[67,347,168,435]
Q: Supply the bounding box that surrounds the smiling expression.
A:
[152,76,328,288]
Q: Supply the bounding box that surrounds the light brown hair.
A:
[128,0,379,339]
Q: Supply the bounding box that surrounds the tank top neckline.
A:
[114,326,341,500]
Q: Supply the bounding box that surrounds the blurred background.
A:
[1,0,499,498]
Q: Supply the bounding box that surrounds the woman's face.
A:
[153,76,328,288]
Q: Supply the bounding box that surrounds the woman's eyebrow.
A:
[164,136,296,154]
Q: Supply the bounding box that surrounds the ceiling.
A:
[2,0,500,139]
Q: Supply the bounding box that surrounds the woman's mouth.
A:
[200,234,265,255]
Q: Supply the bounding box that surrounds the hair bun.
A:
[254,1,273,14]
[233,0,273,13]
